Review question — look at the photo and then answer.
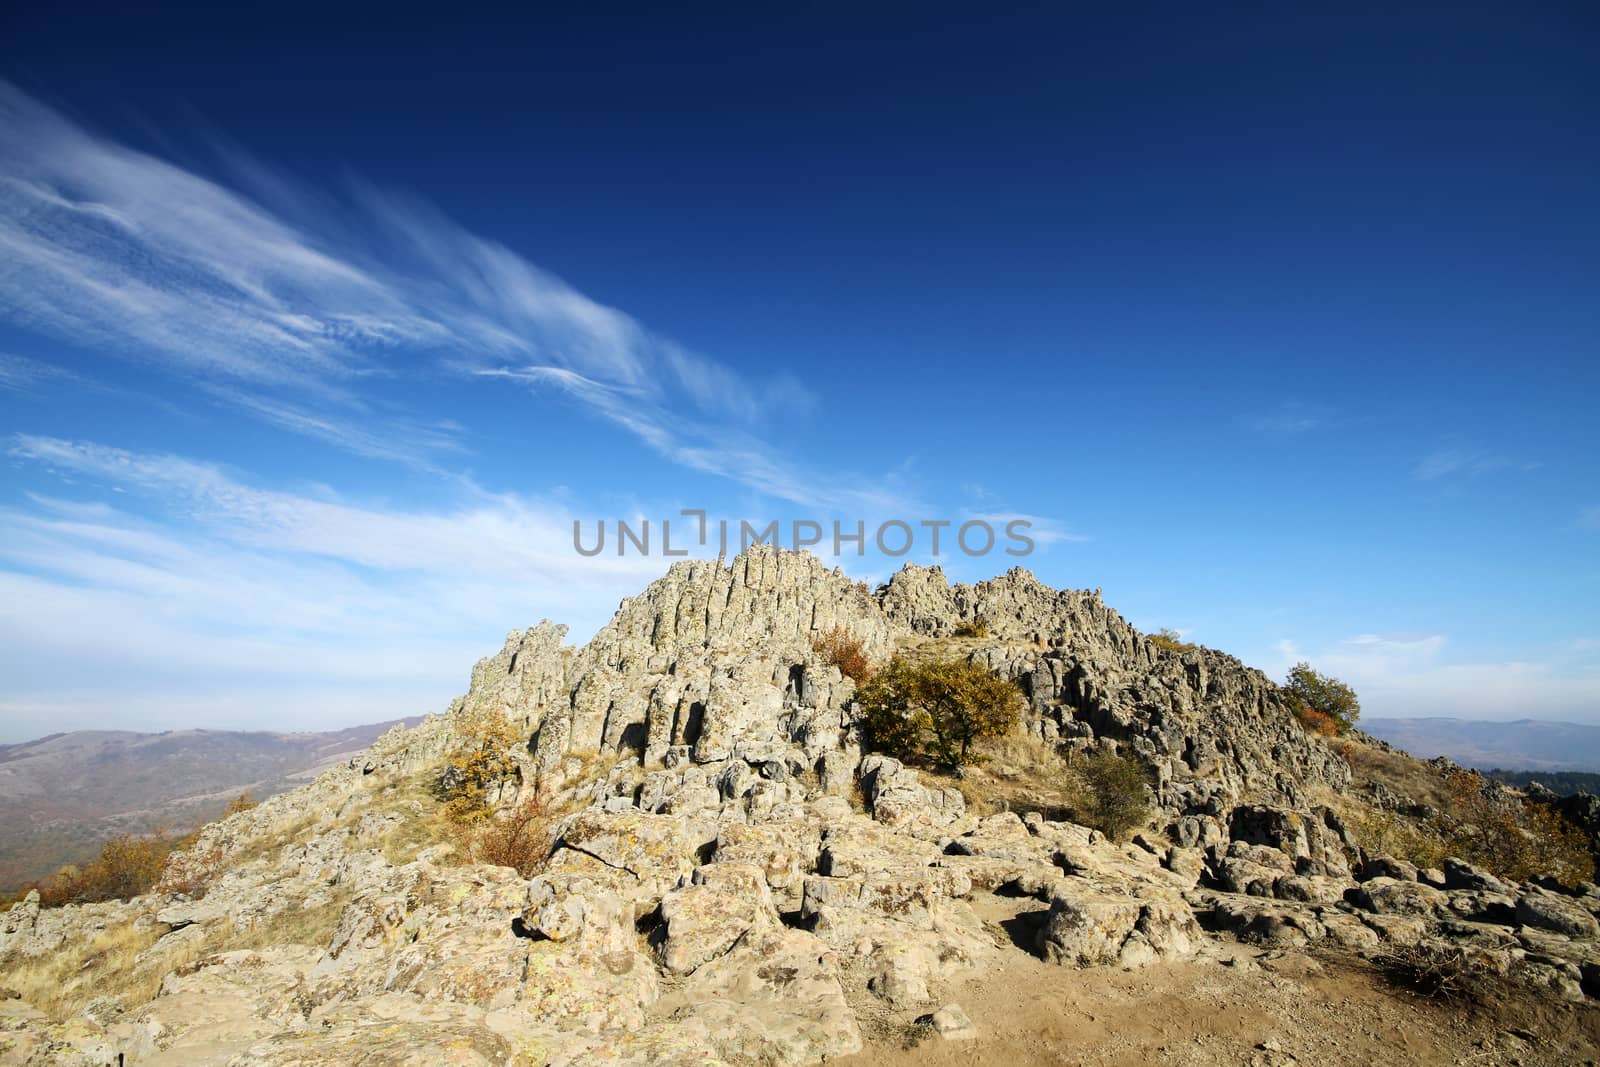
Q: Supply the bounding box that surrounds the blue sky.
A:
[1,4,1597,741]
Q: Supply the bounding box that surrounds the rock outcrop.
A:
[4,547,1597,1066]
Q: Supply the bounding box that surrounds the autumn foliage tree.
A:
[1283,661,1361,735]
[439,705,525,821]
[1149,628,1196,653]
[856,657,1024,768]
[1435,768,1593,885]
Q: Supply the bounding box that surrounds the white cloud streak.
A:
[0,434,679,740]
[0,81,831,497]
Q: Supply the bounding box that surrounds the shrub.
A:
[1434,768,1593,885]
[223,792,258,817]
[1071,749,1153,839]
[156,843,225,898]
[439,705,525,818]
[1375,940,1504,1000]
[27,830,196,907]
[1296,706,1341,737]
[1345,803,1447,870]
[952,618,990,639]
[1283,661,1360,735]
[856,657,1024,768]
[813,626,873,685]
[1149,628,1196,653]
[447,796,557,877]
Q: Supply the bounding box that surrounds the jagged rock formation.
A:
[448,551,1347,833]
[3,547,1598,1066]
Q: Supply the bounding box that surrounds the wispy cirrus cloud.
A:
[966,511,1089,545]
[0,81,824,495]
[1243,400,1327,435]
[1413,444,1538,481]
[0,352,84,392]
[0,434,679,738]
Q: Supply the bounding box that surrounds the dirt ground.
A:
[834,895,1600,1067]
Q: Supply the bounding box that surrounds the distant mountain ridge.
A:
[1362,716,1600,773]
[0,718,425,890]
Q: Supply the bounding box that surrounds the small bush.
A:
[1374,940,1506,1000]
[1435,769,1593,885]
[156,843,225,898]
[814,626,873,685]
[1148,628,1196,653]
[447,796,557,877]
[856,657,1024,768]
[223,792,258,817]
[1345,804,1448,871]
[1070,749,1153,839]
[1295,706,1341,737]
[952,618,990,639]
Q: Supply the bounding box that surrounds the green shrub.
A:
[1071,749,1153,839]
[856,657,1023,768]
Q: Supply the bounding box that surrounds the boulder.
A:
[1516,890,1600,938]
[1037,882,1199,967]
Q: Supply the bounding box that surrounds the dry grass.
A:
[1338,738,1453,812]
[4,921,186,1021]
[947,728,1078,820]
[221,894,350,955]
[2,892,353,1023]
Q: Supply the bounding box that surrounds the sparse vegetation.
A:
[14,828,200,908]
[1432,768,1593,884]
[1374,939,1505,1001]
[1344,804,1448,871]
[1149,628,1196,653]
[438,705,525,820]
[1339,754,1595,885]
[0,892,352,1023]
[222,792,259,817]
[1068,749,1153,839]
[857,657,1024,768]
[952,618,991,639]
[814,626,873,685]
[1284,661,1360,735]
[156,841,225,898]
[445,795,558,877]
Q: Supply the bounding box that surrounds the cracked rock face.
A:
[8,547,1598,1066]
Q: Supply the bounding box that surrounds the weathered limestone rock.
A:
[1517,889,1600,938]
[1349,877,1449,918]
[13,547,1600,1067]
[656,863,780,975]
[919,1003,979,1040]
[658,929,862,1064]
[1037,880,1200,967]
[545,810,707,904]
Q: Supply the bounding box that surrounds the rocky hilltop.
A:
[3,547,1598,1065]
